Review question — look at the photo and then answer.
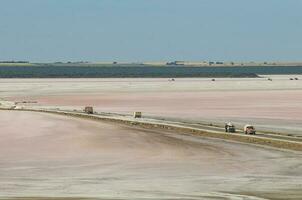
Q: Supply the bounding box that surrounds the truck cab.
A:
[225,122,236,133]
[244,125,256,135]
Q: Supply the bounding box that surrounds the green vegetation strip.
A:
[2,108,302,152]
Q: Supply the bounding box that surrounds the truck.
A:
[84,106,94,114]
[244,125,256,135]
[133,112,142,118]
[225,122,236,133]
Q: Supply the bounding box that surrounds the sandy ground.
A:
[1,76,302,135]
[1,111,302,200]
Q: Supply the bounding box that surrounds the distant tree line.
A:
[0,61,29,63]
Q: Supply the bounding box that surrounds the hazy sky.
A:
[0,0,301,62]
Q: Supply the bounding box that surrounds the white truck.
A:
[244,125,256,135]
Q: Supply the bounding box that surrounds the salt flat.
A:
[1,111,302,199]
[1,76,302,135]
[1,76,302,199]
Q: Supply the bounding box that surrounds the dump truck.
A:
[225,122,236,133]
[244,125,256,135]
[133,112,142,118]
[84,106,94,114]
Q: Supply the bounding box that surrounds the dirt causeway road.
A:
[1,111,302,200]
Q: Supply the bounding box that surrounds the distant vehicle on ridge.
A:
[244,125,256,135]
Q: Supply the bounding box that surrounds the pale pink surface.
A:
[34,90,302,120]
[2,77,302,134]
[1,111,302,199]
[26,90,302,135]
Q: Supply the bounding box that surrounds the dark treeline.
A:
[0,66,302,78]
[0,61,29,63]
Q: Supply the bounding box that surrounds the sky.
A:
[0,0,301,62]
